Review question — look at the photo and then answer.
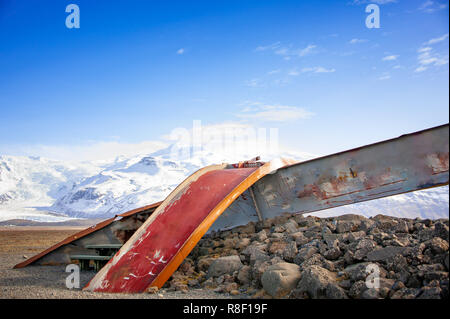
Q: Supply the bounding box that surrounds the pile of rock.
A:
[161,213,449,299]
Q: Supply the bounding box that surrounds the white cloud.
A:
[414,66,428,73]
[349,38,368,44]
[255,42,317,58]
[255,42,281,52]
[419,0,434,10]
[418,46,433,53]
[382,55,399,61]
[298,44,317,57]
[415,46,449,71]
[287,66,336,75]
[426,33,449,45]
[301,66,336,73]
[176,48,185,55]
[245,78,264,88]
[236,102,314,122]
[267,69,281,75]
[378,74,391,80]
[418,1,448,13]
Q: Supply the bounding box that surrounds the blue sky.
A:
[0,0,448,160]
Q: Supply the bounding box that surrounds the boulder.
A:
[197,257,217,272]
[283,221,298,234]
[208,255,243,278]
[347,231,366,242]
[294,247,318,265]
[366,246,407,262]
[425,237,449,255]
[282,241,298,262]
[269,241,288,255]
[254,230,268,242]
[394,220,410,233]
[390,288,421,299]
[353,238,377,260]
[336,220,359,233]
[242,244,270,265]
[343,262,373,282]
[291,231,309,245]
[323,247,342,261]
[417,286,442,299]
[372,215,399,231]
[348,280,367,299]
[434,222,449,240]
[237,265,252,285]
[261,262,302,298]
[296,265,347,299]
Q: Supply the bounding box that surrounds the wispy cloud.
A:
[176,48,185,55]
[236,102,314,122]
[378,73,391,80]
[382,55,399,61]
[418,1,448,13]
[298,44,317,57]
[255,42,281,52]
[245,78,265,88]
[415,45,449,72]
[414,66,428,73]
[267,69,281,75]
[426,33,449,45]
[255,42,318,59]
[301,66,336,73]
[287,66,336,76]
[349,38,368,44]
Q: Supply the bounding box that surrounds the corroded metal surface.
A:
[15,124,449,294]
[84,159,294,293]
[85,124,448,293]
[250,124,449,218]
[13,202,161,268]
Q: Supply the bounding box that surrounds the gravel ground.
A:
[0,253,234,299]
[2,214,448,299]
[0,228,234,299]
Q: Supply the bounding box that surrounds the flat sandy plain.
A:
[0,226,230,299]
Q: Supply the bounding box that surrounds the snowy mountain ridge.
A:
[0,145,448,223]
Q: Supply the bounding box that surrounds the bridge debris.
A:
[15,124,449,294]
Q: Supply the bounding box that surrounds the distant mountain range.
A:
[0,144,448,223]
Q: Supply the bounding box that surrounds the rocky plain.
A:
[1,213,448,299]
[162,213,449,299]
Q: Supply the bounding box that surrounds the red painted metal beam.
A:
[84,160,294,293]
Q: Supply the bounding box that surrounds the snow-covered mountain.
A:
[0,155,104,222]
[0,145,448,223]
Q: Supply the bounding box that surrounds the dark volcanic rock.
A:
[164,213,449,299]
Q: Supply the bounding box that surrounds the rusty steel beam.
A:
[84,159,296,293]
[14,124,448,294]
[251,123,449,218]
[210,124,449,231]
[84,124,448,293]
[14,202,161,268]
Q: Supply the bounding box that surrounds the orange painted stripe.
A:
[149,158,295,289]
